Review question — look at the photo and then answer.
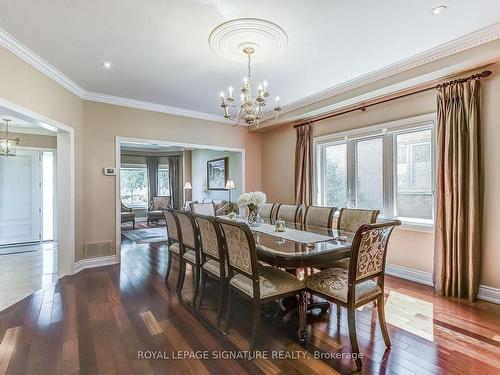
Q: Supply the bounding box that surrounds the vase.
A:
[247,204,261,227]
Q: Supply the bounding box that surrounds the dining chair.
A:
[193,213,227,325]
[164,209,181,283]
[258,203,275,222]
[304,220,401,369]
[191,202,216,217]
[329,208,381,270]
[174,210,201,305]
[303,206,336,228]
[276,204,303,225]
[216,218,306,351]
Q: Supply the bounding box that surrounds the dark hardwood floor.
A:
[1,237,500,374]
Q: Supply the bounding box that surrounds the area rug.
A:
[122,228,168,243]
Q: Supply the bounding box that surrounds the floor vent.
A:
[84,241,114,258]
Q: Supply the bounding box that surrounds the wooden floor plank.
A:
[1,236,500,374]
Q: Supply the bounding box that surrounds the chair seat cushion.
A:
[230,266,303,299]
[305,268,381,303]
[121,212,135,221]
[148,210,164,218]
[321,258,349,270]
[183,250,196,263]
[169,243,180,254]
[202,259,228,278]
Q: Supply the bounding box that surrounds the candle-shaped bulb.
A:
[276,96,280,103]
[220,91,225,104]
[263,80,268,92]
[240,93,245,102]
[228,86,233,98]
[243,77,248,84]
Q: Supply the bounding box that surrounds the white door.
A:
[0,150,41,245]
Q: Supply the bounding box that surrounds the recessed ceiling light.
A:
[430,5,447,15]
[100,61,112,69]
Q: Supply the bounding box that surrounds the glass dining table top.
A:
[220,217,354,268]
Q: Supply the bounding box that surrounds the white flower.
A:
[237,191,266,207]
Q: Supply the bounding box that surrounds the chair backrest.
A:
[152,196,171,210]
[202,198,214,203]
[164,209,179,242]
[191,202,216,217]
[258,203,275,222]
[337,208,380,233]
[173,210,198,251]
[121,202,132,213]
[193,214,223,262]
[348,221,401,286]
[304,206,336,228]
[216,218,258,282]
[276,204,303,224]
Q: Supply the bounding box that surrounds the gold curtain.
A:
[434,79,481,302]
[295,122,313,206]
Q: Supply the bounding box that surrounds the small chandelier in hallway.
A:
[0,119,20,156]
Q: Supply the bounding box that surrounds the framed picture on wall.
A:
[207,157,228,190]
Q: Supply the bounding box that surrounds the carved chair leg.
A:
[377,296,391,348]
[216,279,226,326]
[347,308,363,369]
[249,300,261,351]
[337,304,341,327]
[195,271,206,312]
[192,264,201,307]
[176,259,186,294]
[165,251,173,283]
[223,289,233,333]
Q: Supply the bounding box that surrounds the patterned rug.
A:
[122,228,168,243]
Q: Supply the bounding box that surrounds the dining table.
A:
[220,216,356,320]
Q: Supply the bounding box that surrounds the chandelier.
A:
[219,47,281,127]
[0,119,20,157]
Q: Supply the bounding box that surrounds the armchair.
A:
[121,202,136,229]
[147,196,171,226]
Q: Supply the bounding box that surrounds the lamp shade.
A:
[225,179,236,190]
[184,182,192,189]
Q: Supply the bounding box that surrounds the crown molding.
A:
[0,27,86,98]
[3,23,500,125]
[83,91,231,124]
[279,22,500,116]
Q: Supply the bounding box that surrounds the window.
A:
[120,167,148,207]
[316,115,435,225]
[356,138,383,210]
[158,165,170,196]
[395,130,433,221]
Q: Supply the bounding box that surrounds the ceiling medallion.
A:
[209,18,288,63]
[210,18,287,127]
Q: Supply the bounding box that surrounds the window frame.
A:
[314,113,436,231]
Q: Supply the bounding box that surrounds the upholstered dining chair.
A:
[258,203,280,222]
[328,208,381,270]
[216,218,306,351]
[304,220,401,369]
[174,210,202,306]
[276,204,303,226]
[193,213,227,325]
[191,202,216,217]
[164,209,181,287]
[303,206,336,228]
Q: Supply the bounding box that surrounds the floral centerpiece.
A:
[237,191,266,227]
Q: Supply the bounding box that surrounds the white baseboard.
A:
[386,264,434,286]
[72,255,119,274]
[477,285,500,304]
[386,263,500,304]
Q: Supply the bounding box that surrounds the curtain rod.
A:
[293,70,492,128]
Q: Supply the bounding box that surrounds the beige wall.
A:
[0,46,85,269]
[261,69,500,289]
[11,132,57,149]
[82,101,261,260]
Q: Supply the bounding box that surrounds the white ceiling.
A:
[1,0,500,118]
